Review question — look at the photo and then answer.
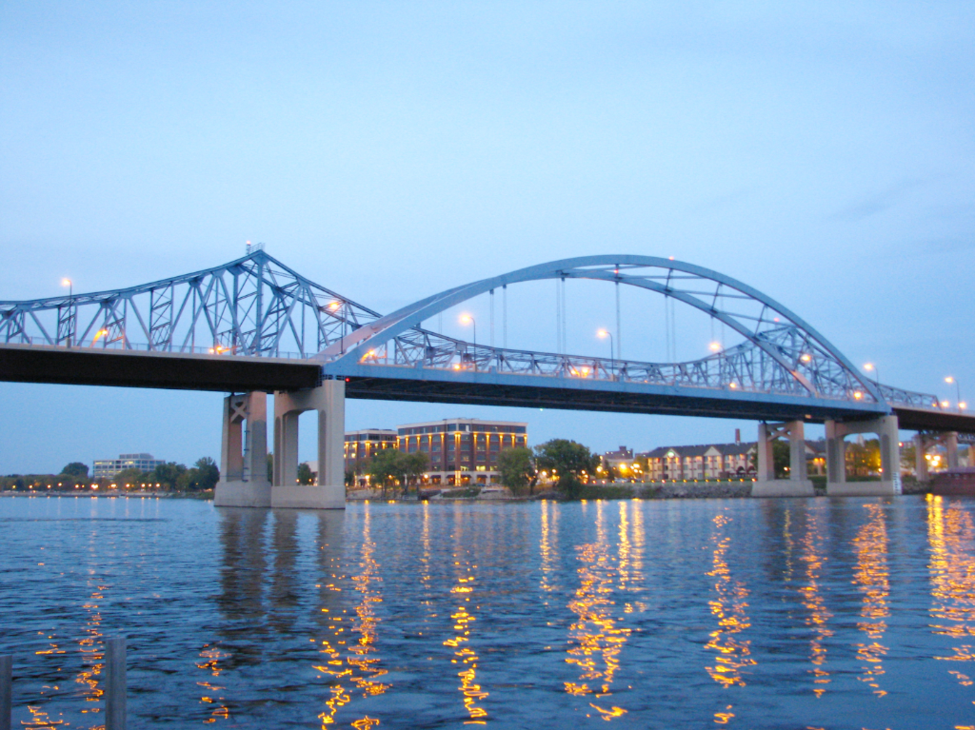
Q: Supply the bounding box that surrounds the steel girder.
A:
[0,251,381,358]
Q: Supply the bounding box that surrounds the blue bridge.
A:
[1,248,970,507]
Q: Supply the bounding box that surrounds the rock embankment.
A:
[640,483,753,500]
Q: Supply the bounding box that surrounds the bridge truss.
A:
[0,250,942,414]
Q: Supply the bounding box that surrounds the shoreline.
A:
[1,479,932,504]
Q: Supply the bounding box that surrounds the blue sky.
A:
[1,2,973,473]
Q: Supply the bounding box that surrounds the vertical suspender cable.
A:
[490,289,495,348]
[555,279,561,354]
[503,285,507,349]
[615,276,621,362]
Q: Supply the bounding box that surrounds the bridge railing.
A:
[0,337,308,360]
[348,327,882,404]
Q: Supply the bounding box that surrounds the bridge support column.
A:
[914,434,929,482]
[271,379,346,510]
[946,432,960,469]
[825,415,901,496]
[751,420,815,497]
[214,392,272,507]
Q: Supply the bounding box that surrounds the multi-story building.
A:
[93,453,165,479]
[644,442,755,481]
[397,418,528,486]
[344,429,397,479]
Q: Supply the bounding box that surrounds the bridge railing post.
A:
[0,655,11,730]
[105,637,126,730]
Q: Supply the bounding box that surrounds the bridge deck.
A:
[3,344,973,433]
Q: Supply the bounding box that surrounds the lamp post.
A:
[597,328,614,378]
[863,362,881,398]
[460,314,476,346]
[946,376,964,412]
[62,278,73,347]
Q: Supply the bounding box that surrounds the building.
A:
[92,453,165,479]
[344,429,397,477]
[397,418,528,486]
[644,442,755,481]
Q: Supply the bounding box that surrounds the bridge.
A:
[2,248,971,507]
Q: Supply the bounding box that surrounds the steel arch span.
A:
[0,249,951,423]
[320,254,888,410]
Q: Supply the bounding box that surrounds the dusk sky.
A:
[2,2,973,474]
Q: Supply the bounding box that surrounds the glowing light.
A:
[942,400,951,408]
[864,363,875,372]
[800,354,812,363]
[597,329,609,339]
[709,342,721,353]
[460,314,473,325]
[61,278,71,288]
[946,376,955,384]
[327,301,341,311]
[854,391,863,400]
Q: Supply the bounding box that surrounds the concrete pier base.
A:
[215,481,272,507]
[826,480,899,496]
[750,420,814,498]
[752,479,815,497]
[271,484,345,510]
[825,415,901,496]
[214,391,272,508]
[272,379,346,510]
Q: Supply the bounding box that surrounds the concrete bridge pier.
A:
[751,420,815,497]
[271,379,346,509]
[214,391,273,507]
[825,415,901,496]
[914,433,929,482]
[914,431,960,482]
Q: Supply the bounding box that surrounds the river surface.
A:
[2,495,975,728]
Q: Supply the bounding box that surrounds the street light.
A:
[597,328,614,378]
[946,376,963,413]
[460,314,476,346]
[863,362,880,384]
[61,278,73,347]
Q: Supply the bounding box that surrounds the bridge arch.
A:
[321,255,884,405]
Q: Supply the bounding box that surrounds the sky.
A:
[1,1,974,474]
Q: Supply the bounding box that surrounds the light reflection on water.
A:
[5,496,975,727]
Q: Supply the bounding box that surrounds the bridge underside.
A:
[343,375,878,423]
[3,344,974,433]
[0,344,321,392]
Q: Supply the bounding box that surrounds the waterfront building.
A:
[344,429,397,477]
[644,442,755,481]
[92,453,165,479]
[397,418,528,486]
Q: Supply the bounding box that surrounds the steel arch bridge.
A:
[0,248,955,427]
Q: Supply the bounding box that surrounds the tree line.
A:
[1,457,220,493]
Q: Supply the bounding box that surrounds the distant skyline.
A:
[2,1,973,473]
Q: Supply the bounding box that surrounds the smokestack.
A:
[735,428,741,445]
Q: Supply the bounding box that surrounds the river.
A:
[2,495,974,728]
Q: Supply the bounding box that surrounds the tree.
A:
[193,456,220,490]
[402,452,429,497]
[267,453,274,482]
[114,467,147,487]
[60,462,89,478]
[497,446,536,495]
[534,439,599,500]
[366,447,406,499]
[297,462,315,485]
[148,462,187,490]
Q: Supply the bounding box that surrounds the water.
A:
[2,495,975,729]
